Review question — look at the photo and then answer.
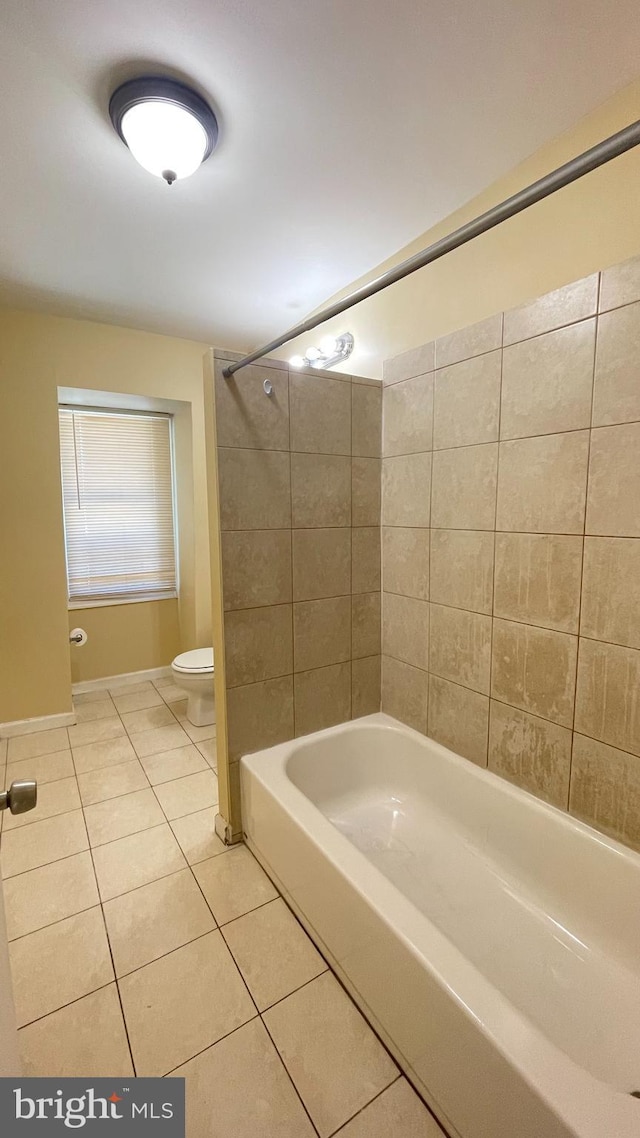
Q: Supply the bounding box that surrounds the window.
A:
[59,407,177,606]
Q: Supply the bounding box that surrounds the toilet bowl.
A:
[171,648,215,727]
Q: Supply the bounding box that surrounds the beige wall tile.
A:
[215,364,289,450]
[429,603,491,694]
[352,383,381,457]
[586,423,640,537]
[430,530,493,613]
[352,527,381,593]
[433,351,501,449]
[592,303,640,427]
[291,453,351,528]
[383,592,429,670]
[494,532,583,633]
[383,342,434,385]
[382,453,431,527]
[581,537,640,649]
[352,457,381,526]
[489,700,572,807]
[292,529,351,600]
[290,374,351,454]
[428,675,489,766]
[219,448,291,530]
[431,443,498,531]
[226,675,294,760]
[575,637,640,756]
[381,655,428,733]
[294,596,351,672]
[352,593,381,659]
[501,320,595,439]
[294,662,351,736]
[224,604,293,687]
[496,431,589,534]
[503,274,598,345]
[599,253,640,312]
[435,313,502,369]
[352,656,381,717]
[382,373,433,456]
[382,527,429,600]
[222,530,292,610]
[570,733,640,851]
[491,618,577,727]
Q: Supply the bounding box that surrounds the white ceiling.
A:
[0,0,639,351]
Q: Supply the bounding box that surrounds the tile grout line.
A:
[486,320,505,769]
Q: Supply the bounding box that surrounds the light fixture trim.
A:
[289,332,355,371]
[109,76,219,182]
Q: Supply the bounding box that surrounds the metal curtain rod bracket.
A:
[223,118,640,379]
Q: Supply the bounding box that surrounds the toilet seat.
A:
[172,647,214,674]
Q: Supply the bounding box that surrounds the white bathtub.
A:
[240,712,640,1138]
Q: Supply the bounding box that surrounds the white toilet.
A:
[171,647,215,727]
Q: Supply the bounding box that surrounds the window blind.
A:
[59,407,177,604]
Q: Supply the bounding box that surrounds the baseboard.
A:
[72,665,172,695]
[0,710,77,739]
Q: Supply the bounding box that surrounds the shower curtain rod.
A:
[223,118,640,378]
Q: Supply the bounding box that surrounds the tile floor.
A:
[1,677,444,1137]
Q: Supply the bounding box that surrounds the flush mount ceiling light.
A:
[109,76,219,185]
[290,332,355,370]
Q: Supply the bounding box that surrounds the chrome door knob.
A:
[0,779,38,814]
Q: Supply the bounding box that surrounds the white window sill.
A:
[68,592,178,611]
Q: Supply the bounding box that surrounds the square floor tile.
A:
[263,971,397,1137]
[4,851,99,940]
[104,868,215,977]
[222,898,326,1010]
[170,809,226,865]
[130,724,191,758]
[9,906,113,1027]
[112,688,164,714]
[74,699,117,723]
[68,717,126,749]
[196,739,217,769]
[72,735,136,775]
[172,1017,315,1138]
[78,759,148,806]
[92,824,187,902]
[3,778,80,831]
[153,770,218,821]
[337,1078,444,1137]
[7,728,69,762]
[155,682,188,703]
[84,788,164,847]
[19,984,133,1078]
[140,745,207,786]
[108,681,156,697]
[118,930,255,1075]
[120,704,177,734]
[74,688,111,705]
[0,810,88,878]
[193,846,278,924]
[6,749,74,786]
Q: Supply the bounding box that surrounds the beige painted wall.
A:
[0,308,212,722]
[68,600,181,684]
[284,78,640,378]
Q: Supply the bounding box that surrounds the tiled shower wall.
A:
[381,252,640,852]
[212,351,382,836]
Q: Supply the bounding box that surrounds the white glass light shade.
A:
[289,355,305,368]
[319,334,339,356]
[121,101,208,181]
